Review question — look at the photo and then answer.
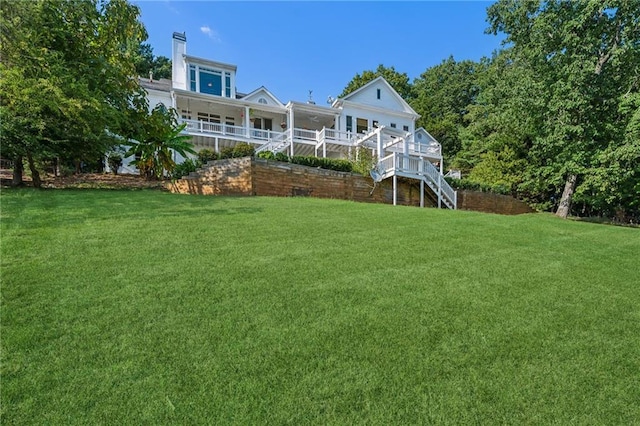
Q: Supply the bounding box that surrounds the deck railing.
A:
[378,153,456,209]
[292,128,317,142]
[182,119,248,138]
[409,142,441,157]
[181,119,362,148]
[323,129,353,144]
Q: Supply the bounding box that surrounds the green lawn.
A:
[2,189,639,424]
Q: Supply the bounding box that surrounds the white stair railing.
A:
[375,153,457,209]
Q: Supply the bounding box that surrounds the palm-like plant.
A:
[126,104,195,179]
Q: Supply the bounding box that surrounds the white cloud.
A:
[200,25,221,43]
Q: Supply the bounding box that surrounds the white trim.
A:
[339,76,419,117]
[243,86,285,107]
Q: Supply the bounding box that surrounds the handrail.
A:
[181,119,248,136]
[409,142,441,157]
[376,153,457,209]
[293,128,317,141]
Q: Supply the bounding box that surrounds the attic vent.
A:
[377,88,381,99]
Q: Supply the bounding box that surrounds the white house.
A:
[127,32,456,208]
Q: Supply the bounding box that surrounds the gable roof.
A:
[339,76,418,117]
[414,127,439,144]
[242,86,284,107]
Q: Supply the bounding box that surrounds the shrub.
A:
[257,151,275,160]
[197,149,218,164]
[218,147,235,159]
[219,143,255,159]
[172,158,197,179]
[289,155,353,173]
[351,147,377,176]
[232,142,255,158]
[274,152,289,162]
[107,153,123,175]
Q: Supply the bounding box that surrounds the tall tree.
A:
[339,64,413,100]
[487,0,640,218]
[412,56,487,163]
[0,0,148,187]
[134,43,171,79]
[454,50,545,198]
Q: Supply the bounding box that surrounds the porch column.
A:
[288,107,295,157]
[377,128,383,159]
[393,175,397,206]
[215,137,219,153]
[403,132,409,155]
[288,108,294,132]
[440,160,443,174]
[244,106,250,136]
[419,157,425,208]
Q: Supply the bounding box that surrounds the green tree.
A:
[487,0,640,218]
[126,105,195,180]
[454,50,545,205]
[0,0,148,187]
[339,65,413,100]
[411,56,487,163]
[134,42,171,79]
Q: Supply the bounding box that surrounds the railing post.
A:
[438,173,442,209]
[393,175,397,206]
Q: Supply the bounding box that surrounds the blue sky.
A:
[133,1,501,104]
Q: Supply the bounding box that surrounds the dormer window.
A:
[187,63,234,97]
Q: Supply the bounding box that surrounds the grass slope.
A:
[2,190,639,424]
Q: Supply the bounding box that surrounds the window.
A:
[390,123,396,128]
[189,65,196,92]
[188,64,232,97]
[373,120,379,128]
[376,88,381,99]
[197,112,220,123]
[253,118,272,131]
[417,133,423,140]
[199,68,222,96]
[357,118,368,134]
[181,109,192,120]
[258,98,268,104]
[346,115,353,132]
[225,116,235,126]
[403,125,409,131]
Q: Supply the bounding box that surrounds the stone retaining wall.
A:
[456,190,534,215]
[168,157,534,215]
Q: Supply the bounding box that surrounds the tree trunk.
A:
[556,174,577,219]
[26,152,42,188]
[12,155,24,186]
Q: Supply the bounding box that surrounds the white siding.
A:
[344,80,408,113]
[339,105,413,135]
[146,89,172,111]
